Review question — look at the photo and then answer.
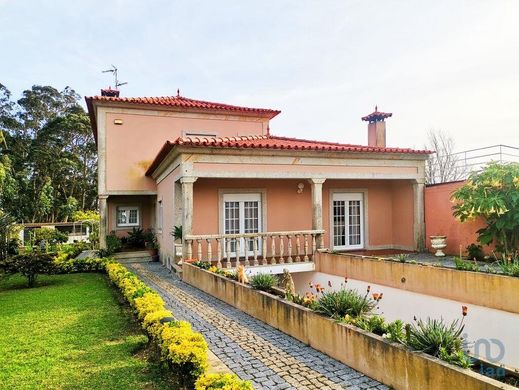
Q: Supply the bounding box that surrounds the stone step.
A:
[115,250,154,263]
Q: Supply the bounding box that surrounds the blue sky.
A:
[1,0,518,151]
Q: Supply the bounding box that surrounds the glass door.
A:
[332,193,364,250]
[223,193,262,257]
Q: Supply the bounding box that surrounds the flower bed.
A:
[184,262,516,390]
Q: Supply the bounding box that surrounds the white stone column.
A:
[98,194,108,249]
[181,177,197,256]
[309,178,326,248]
[413,181,425,251]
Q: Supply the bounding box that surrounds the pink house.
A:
[86,90,431,266]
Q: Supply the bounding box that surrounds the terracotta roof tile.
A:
[85,94,280,117]
[145,134,433,176]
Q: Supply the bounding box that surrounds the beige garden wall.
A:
[316,252,519,314]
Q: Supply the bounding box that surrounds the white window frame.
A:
[222,193,263,257]
[331,192,365,250]
[116,206,140,227]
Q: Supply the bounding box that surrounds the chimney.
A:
[100,87,120,97]
[361,106,392,148]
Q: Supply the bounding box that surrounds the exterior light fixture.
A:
[297,183,304,194]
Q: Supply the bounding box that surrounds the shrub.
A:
[127,227,146,249]
[32,228,69,246]
[351,315,388,336]
[249,273,276,291]
[395,253,410,263]
[315,288,377,319]
[161,321,208,387]
[195,373,253,390]
[496,252,519,277]
[105,262,209,387]
[105,232,122,255]
[454,257,479,272]
[1,253,55,287]
[452,162,519,252]
[193,261,211,270]
[385,319,406,343]
[405,315,471,368]
[55,256,112,273]
[466,243,485,261]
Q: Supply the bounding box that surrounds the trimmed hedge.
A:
[106,263,211,387]
[195,373,254,390]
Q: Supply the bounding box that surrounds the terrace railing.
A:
[184,230,325,268]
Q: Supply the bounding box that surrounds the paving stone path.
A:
[127,262,387,390]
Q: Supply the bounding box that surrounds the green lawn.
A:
[0,272,174,389]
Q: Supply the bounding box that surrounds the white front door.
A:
[332,193,364,250]
[223,193,262,256]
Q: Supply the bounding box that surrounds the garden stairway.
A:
[114,250,154,264]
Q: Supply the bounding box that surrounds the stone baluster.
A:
[253,237,259,266]
[236,238,241,267]
[197,239,203,261]
[244,238,250,266]
[207,238,212,263]
[295,234,301,262]
[262,237,268,265]
[287,235,293,263]
[270,235,277,264]
[303,234,309,261]
[319,233,325,250]
[225,239,232,269]
[187,240,193,260]
[312,234,317,256]
[279,235,285,264]
[216,239,222,268]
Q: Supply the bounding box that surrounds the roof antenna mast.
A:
[102,65,128,89]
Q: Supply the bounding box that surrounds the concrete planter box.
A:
[315,252,519,314]
[183,263,514,390]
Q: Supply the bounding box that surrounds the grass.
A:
[0,273,175,390]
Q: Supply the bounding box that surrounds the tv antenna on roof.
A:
[102,65,128,89]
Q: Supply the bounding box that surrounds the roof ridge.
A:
[85,94,281,115]
[267,134,364,148]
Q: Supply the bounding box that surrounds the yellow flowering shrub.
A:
[106,262,209,386]
[142,309,173,339]
[195,373,254,390]
[161,321,208,383]
[134,292,165,319]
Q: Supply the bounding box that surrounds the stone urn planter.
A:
[430,235,447,257]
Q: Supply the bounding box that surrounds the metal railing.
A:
[426,144,519,184]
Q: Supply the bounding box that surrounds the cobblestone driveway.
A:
[127,262,387,390]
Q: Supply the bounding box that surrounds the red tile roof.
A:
[85,94,280,143]
[145,134,433,176]
[86,94,280,117]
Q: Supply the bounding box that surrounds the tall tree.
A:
[0,83,97,223]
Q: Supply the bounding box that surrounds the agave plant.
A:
[249,273,277,292]
[315,287,377,319]
[405,312,472,368]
